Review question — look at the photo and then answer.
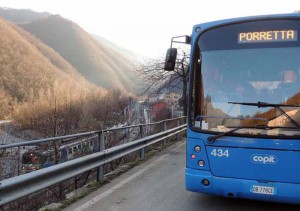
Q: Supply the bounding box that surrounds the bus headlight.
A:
[202,179,210,186]
[194,145,201,152]
[198,160,205,167]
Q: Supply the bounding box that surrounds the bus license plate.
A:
[250,185,276,195]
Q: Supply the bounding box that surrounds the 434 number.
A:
[211,149,229,157]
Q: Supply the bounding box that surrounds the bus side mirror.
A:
[164,48,177,71]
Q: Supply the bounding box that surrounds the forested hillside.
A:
[0,17,128,136]
[22,15,140,92]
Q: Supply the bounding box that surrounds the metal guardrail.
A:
[1,117,185,179]
[0,117,184,150]
[0,117,186,206]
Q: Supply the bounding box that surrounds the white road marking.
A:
[74,141,185,211]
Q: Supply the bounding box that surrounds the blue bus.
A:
[165,13,300,204]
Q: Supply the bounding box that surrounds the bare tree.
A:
[0,89,14,119]
[138,48,190,116]
[0,123,19,179]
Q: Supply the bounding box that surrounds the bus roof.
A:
[193,13,300,32]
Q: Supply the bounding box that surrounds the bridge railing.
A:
[0,117,186,206]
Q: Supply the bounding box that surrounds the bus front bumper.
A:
[186,168,300,204]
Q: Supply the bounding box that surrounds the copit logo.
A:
[251,154,278,164]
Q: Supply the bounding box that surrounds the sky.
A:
[1,0,300,58]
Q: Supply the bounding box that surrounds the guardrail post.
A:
[127,127,130,143]
[97,130,105,181]
[139,125,145,159]
[18,146,20,176]
[177,118,180,140]
[163,120,167,146]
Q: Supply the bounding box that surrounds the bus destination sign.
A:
[238,30,297,43]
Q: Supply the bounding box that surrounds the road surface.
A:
[64,140,300,211]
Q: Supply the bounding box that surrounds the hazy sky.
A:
[1,0,300,58]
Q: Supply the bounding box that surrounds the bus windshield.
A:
[191,18,300,137]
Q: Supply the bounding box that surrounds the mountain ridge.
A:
[0,7,51,24]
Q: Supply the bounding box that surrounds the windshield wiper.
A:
[207,125,291,143]
[228,101,300,129]
[207,127,243,143]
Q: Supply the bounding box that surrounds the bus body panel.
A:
[186,168,300,204]
[187,130,300,203]
[206,145,300,183]
[188,129,300,151]
[187,134,300,183]
[192,13,300,39]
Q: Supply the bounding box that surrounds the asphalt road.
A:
[64,140,300,211]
